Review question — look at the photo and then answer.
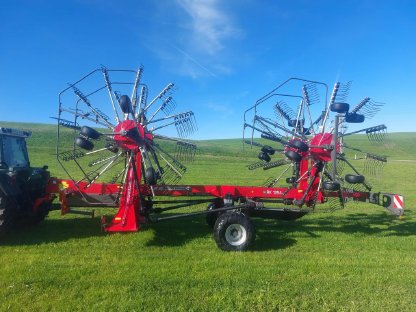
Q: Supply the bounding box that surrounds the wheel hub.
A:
[225,223,247,246]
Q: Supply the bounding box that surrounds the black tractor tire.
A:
[213,212,255,251]
[323,181,341,191]
[75,137,94,151]
[0,194,17,236]
[288,140,309,152]
[285,150,302,162]
[345,174,365,184]
[21,201,51,226]
[206,203,219,228]
[80,126,101,140]
[330,102,349,113]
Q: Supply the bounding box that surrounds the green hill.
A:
[1,121,415,159]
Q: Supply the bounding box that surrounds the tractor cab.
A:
[0,128,31,170]
[0,127,52,236]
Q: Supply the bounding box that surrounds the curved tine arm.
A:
[101,67,121,124]
[243,78,328,121]
[153,133,194,145]
[145,111,193,125]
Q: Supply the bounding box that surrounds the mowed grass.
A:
[1,122,416,311]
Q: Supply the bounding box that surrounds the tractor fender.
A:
[0,172,22,197]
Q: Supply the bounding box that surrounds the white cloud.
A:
[176,0,239,55]
[207,103,233,116]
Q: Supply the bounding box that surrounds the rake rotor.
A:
[243,77,390,211]
[57,66,197,204]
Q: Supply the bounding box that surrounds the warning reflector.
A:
[393,195,404,209]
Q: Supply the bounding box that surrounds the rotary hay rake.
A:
[49,69,404,251]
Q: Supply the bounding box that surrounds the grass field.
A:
[1,121,415,311]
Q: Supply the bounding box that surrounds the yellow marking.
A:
[59,181,69,190]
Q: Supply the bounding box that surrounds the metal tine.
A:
[58,149,86,161]
[255,115,303,139]
[254,118,277,136]
[78,152,122,186]
[327,190,345,212]
[70,84,114,129]
[337,155,372,191]
[111,162,128,184]
[137,85,148,118]
[158,154,186,184]
[243,139,284,152]
[88,153,122,167]
[146,110,193,126]
[327,157,345,176]
[335,81,352,102]
[263,177,277,187]
[350,97,384,119]
[147,96,178,124]
[302,83,320,106]
[143,83,175,114]
[101,66,121,123]
[263,159,291,170]
[60,107,109,128]
[152,135,196,163]
[329,81,352,105]
[274,101,294,122]
[59,144,120,162]
[174,112,197,138]
[263,164,292,187]
[85,154,123,187]
[175,141,196,162]
[244,139,263,148]
[131,65,144,115]
[366,126,387,143]
[52,117,81,130]
[321,81,352,132]
[341,124,387,138]
[247,161,266,170]
[161,96,177,116]
[153,143,187,172]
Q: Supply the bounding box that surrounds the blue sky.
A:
[1,0,415,139]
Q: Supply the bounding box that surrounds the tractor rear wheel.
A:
[0,193,17,236]
[22,201,51,226]
[213,212,255,251]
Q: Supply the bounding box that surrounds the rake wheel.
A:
[244,78,388,210]
[56,66,197,207]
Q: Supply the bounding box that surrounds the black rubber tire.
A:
[145,167,157,185]
[345,113,365,123]
[206,203,219,228]
[75,137,94,151]
[258,151,271,163]
[0,194,17,236]
[261,145,275,155]
[213,212,255,251]
[119,95,132,114]
[285,150,302,162]
[330,102,349,113]
[345,174,365,184]
[20,201,51,226]
[80,126,101,140]
[105,143,119,154]
[323,181,341,191]
[288,140,309,152]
